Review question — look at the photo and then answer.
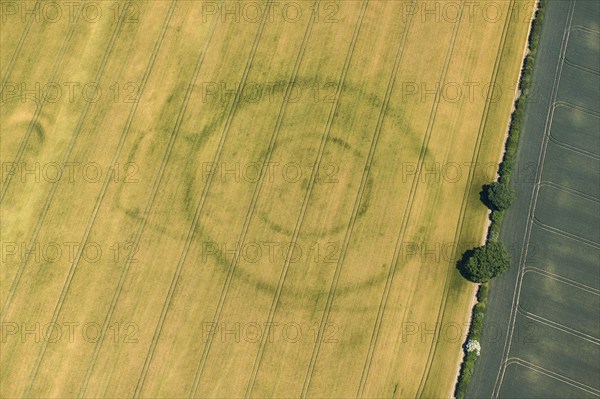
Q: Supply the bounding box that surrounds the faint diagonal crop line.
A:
[0,0,86,203]
[243,2,370,397]
[0,0,41,98]
[553,101,600,118]
[547,132,600,160]
[523,266,600,296]
[125,3,226,397]
[75,2,222,397]
[495,4,575,393]
[531,216,599,248]
[516,305,600,345]
[0,1,127,327]
[184,2,320,397]
[355,1,470,396]
[74,0,267,396]
[507,357,600,396]
[415,2,515,397]
[538,181,599,203]
[300,2,417,396]
[21,3,179,398]
[124,0,272,393]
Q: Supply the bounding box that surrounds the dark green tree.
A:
[458,242,511,283]
[483,181,516,211]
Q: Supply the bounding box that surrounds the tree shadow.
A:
[456,248,477,281]
[479,183,493,211]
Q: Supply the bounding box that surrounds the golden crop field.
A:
[1,0,534,397]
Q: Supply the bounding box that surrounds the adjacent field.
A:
[1,1,533,397]
[489,0,600,397]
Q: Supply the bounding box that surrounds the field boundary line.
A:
[299,1,417,396]
[21,3,178,397]
[523,266,600,295]
[506,357,600,396]
[414,1,518,396]
[516,305,600,344]
[243,3,370,397]
[0,3,128,325]
[352,1,469,396]
[492,1,576,396]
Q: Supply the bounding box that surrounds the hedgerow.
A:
[455,1,546,397]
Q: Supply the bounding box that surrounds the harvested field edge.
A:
[453,1,546,398]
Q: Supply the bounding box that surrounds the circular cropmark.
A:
[116,77,414,303]
[252,132,373,238]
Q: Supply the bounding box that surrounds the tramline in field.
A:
[1,0,534,397]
